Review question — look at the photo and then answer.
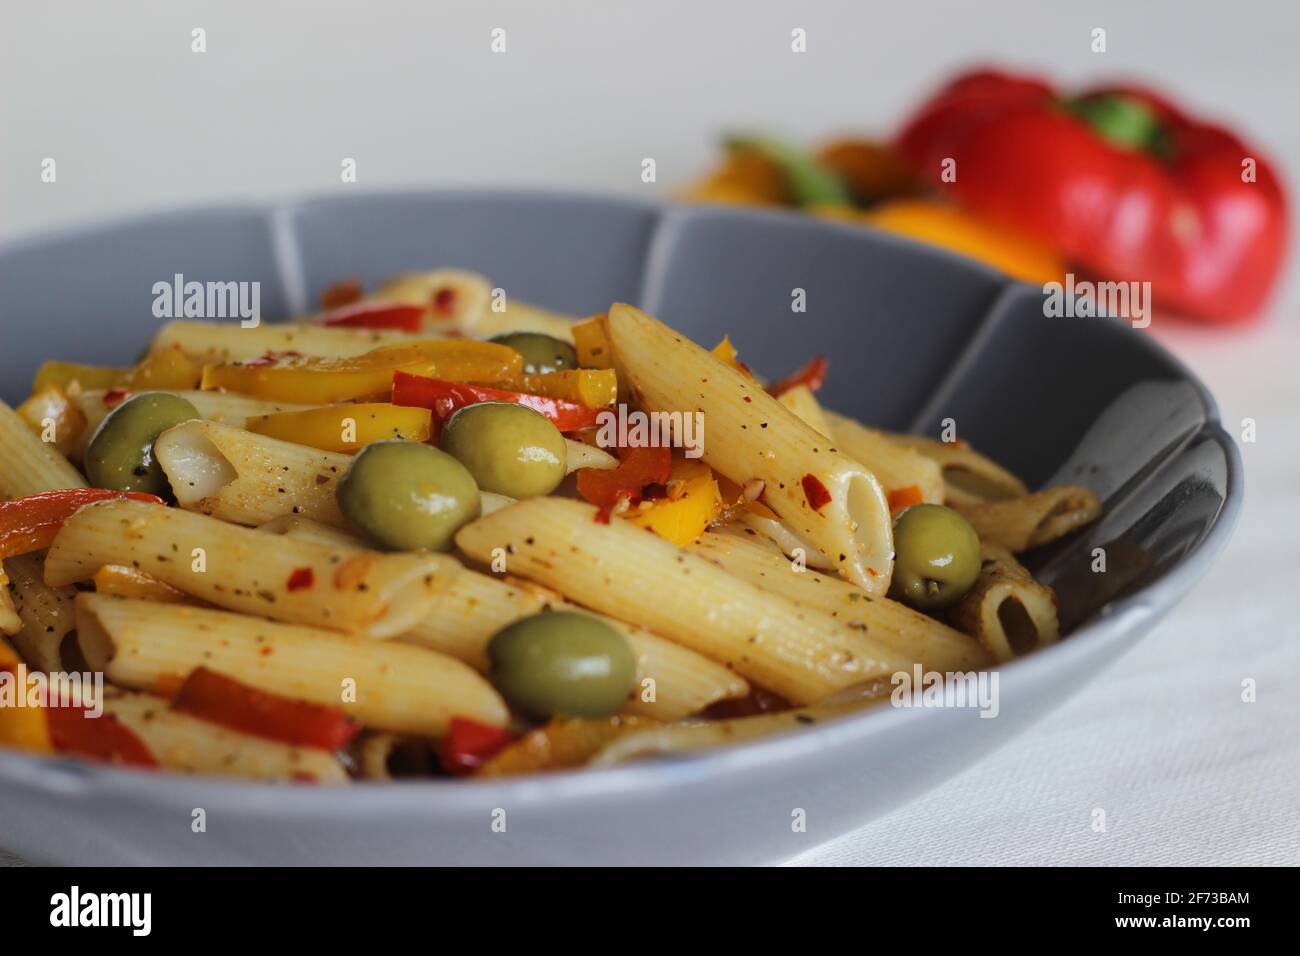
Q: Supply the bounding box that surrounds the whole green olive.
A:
[336,440,480,551]
[487,611,637,719]
[85,392,200,497]
[888,503,982,611]
[488,332,578,374]
[439,402,566,498]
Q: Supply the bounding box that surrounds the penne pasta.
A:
[102,690,351,783]
[150,319,422,364]
[0,400,84,497]
[607,304,894,593]
[687,531,992,672]
[0,566,20,635]
[76,594,508,735]
[2,553,77,671]
[455,497,913,704]
[775,383,834,438]
[822,410,945,506]
[888,432,1028,508]
[45,498,455,639]
[956,485,1103,552]
[155,419,350,528]
[948,544,1060,662]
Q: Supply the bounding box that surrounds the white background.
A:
[2,0,1297,866]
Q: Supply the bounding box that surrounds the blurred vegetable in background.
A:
[681,66,1288,324]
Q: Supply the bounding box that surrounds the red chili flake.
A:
[286,567,315,592]
[594,505,613,525]
[243,349,304,368]
[431,287,457,316]
[103,388,130,407]
[801,474,832,512]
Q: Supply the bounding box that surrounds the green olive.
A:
[439,402,566,498]
[488,612,637,719]
[85,392,199,497]
[489,332,578,374]
[336,440,480,551]
[888,503,982,611]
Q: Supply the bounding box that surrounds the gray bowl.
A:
[0,191,1241,865]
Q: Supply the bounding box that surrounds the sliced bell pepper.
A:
[625,458,722,546]
[201,340,522,404]
[93,565,197,604]
[171,667,360,751]
[767,355,828,398]
[244,402,433,453]
[392,371,603,432]
[710,336,755,378]
[16,385,86,457]
[896,68,1289,321]
[0,640,53,753]
[436,716,517,776]
[127,345,203,390]
[576,445,672,509]
[32,360,129,395]
[571,314,614,368]
[887,484,925,514]
[0,489,166,561]
[517,369,618,409]
[679,148,789,206]
[316,301,425,332]
[47,703,157,768]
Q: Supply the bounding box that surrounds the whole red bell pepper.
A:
[896,68,1288,322]
[391,371,604,432]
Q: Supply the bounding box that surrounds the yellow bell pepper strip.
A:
[32,360,129,394]
[679,149,789,206]
[200,340,523,404]
[0,489,166,561]
[571,314,614,368]
[625,458,723,546]
[837,199,1065,285]
[16,385,86,457]
[0,638,53,754]
[127,344,203,390]
[710,336,755,378]
[244,403,432,453]
[517,369,618,409]
[93,565,199,605]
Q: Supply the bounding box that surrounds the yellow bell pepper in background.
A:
[821,199,1065,285]
[626,458,723,546]
[127,345,203,390]
[17,386,86,457]
[92,565,198,604]
[244,403,433,453]
[0,638,52,754]
[518,369,618,409]
[571,315,614,368]
[31,360,129,394]
[200,340,523,403]
[679,150,788,206]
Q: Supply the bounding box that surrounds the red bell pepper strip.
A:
[767,356,828,397]
[391,371,603,432]
[171,667,360,751]
[318,301,425,331]
[47,703,158,769]
[0,489,165,560]
[576,445,672,509]
[896,68,1289,322]
[437,716,516,775]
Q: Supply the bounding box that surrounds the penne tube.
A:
[948,544,1060,662]
[564,439,617,472]
[76,595,508,736]
[822,410,944,506]
[687,531,992,672]
[956,485,1103,552]
[45,498,455,639]
[0,400,84,497]
[3,553,77,671]
[354,732,435,780]
[0,575,19,636]
[150,319,421,364]
[102,691,351,783]
[477,715,658,777]
[775,384,834,438]
[606,304,893,593]
[155,419,350,528]
[887,432,1028,507]
[258,514,367,549]
[455,497,912,704]
[397,570,749,720]
[474,301,578,342]
[737,509,837,571]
